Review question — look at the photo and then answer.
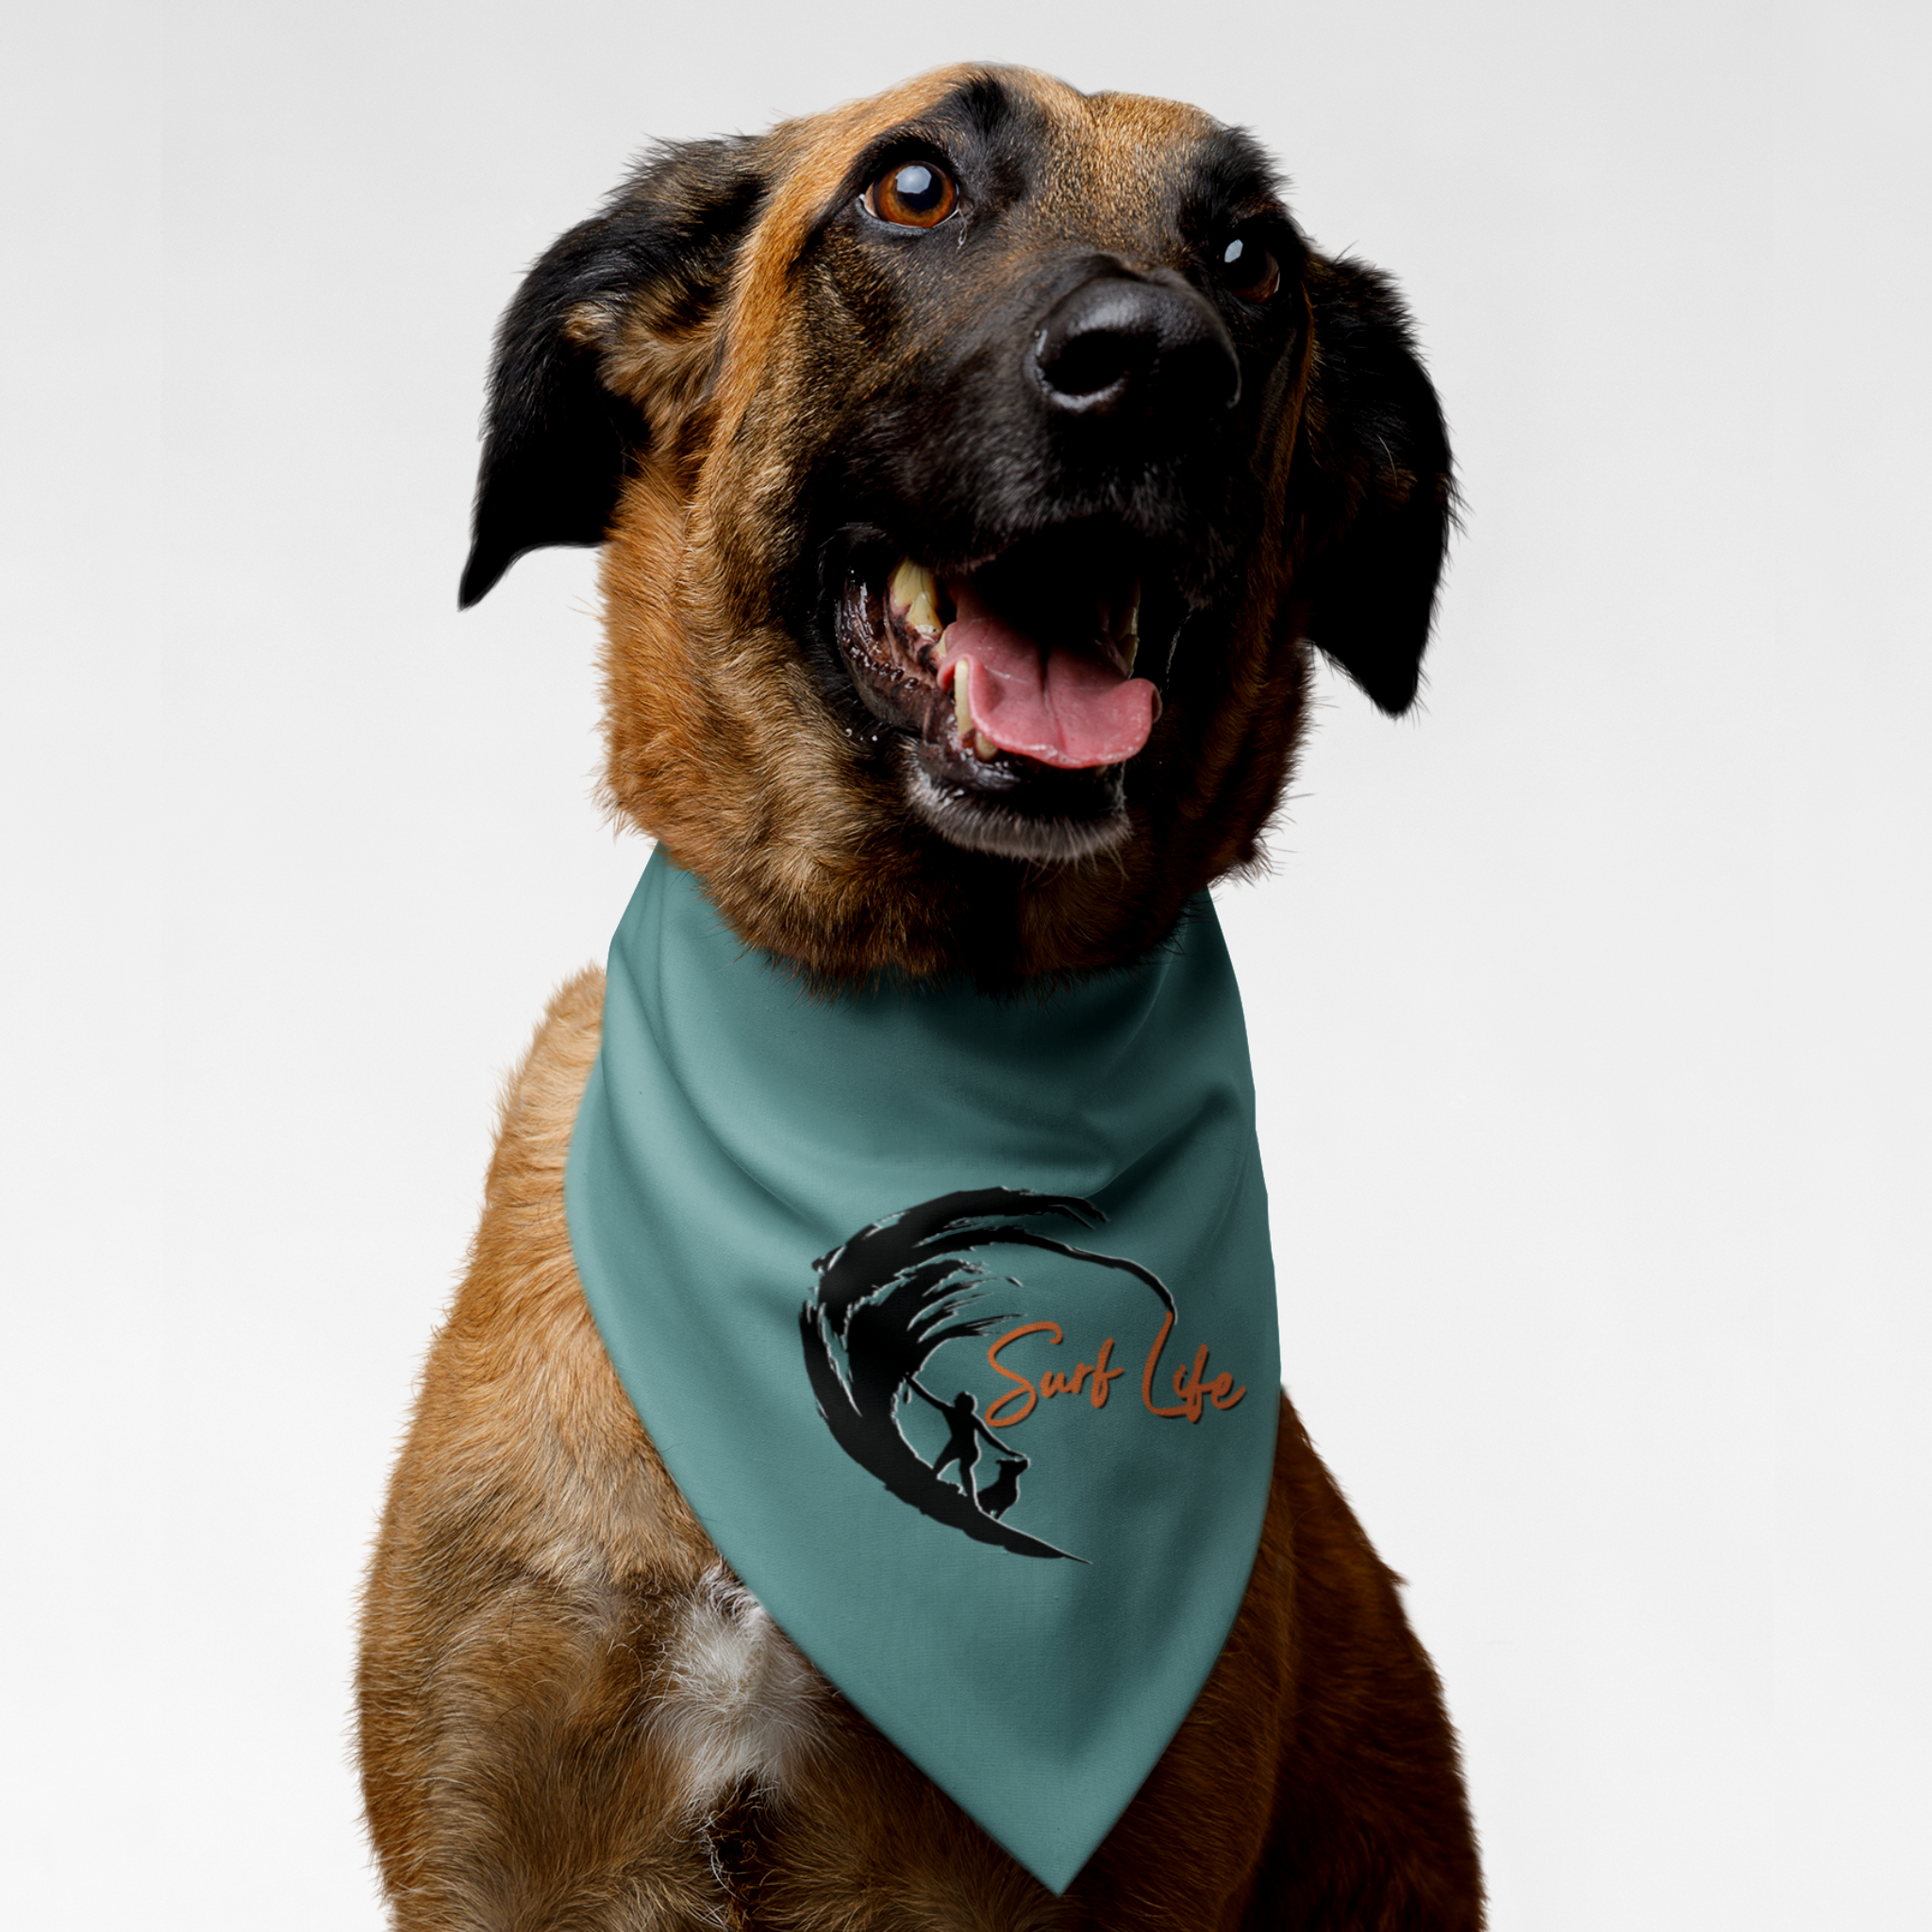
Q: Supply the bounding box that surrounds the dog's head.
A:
[461,66,1451,983]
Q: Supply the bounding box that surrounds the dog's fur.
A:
[359,65,1481,1929]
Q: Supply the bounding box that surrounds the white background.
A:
[4,3,1927,1926]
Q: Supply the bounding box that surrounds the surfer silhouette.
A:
[798,1188,1174,1560]
[909,1381,1004,1507]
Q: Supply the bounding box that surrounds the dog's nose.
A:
[1032,275,1241,421]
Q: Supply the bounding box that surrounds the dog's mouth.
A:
[832,523,1184,862]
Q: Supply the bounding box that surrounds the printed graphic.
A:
[797,1188,1179,1561]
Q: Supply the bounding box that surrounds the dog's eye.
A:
[865,160,958,228]
[1217,234,1280,303]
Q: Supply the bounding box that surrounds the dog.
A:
[358,64,1480,1930]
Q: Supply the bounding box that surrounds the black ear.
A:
[1292,257,1455,715]
[458,138,768,608]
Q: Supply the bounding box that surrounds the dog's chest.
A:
[652,1567,824,1811]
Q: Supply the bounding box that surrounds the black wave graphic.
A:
[797,1188,1174,1561]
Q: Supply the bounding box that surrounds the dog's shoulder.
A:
[482,964,606,1216]
[375,966,715,1589]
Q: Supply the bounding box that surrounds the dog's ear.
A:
[458,137,768,608]
[1289,257,1455,715]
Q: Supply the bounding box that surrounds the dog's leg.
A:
[361,1565,741,1930]
[358,974,798,1930]
[1230,1404,1487,1932]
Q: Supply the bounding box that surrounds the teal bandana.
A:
[565,853,1280,1892]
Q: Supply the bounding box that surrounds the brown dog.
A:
[359,64,1480,1930]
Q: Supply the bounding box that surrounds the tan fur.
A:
[363,66,1480,1930]
[364,979,1478,1928]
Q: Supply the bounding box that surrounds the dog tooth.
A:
[955,658,974,743]
[889,558,941,635]
[1122,585,1141,674]
[974,732,999,760]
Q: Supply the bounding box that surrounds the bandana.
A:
[565,852,1279,1892]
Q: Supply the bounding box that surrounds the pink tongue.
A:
[939,607,1158,771]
